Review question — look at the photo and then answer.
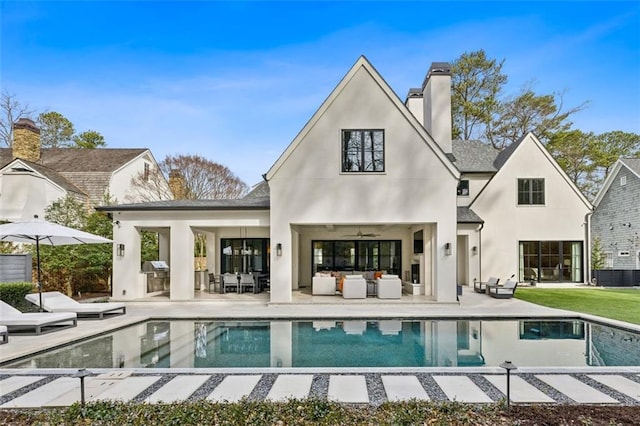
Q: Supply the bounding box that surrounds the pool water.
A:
[5,319,640,369]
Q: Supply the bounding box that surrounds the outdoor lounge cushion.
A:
[25,291,126,319]
[0,300,77,335]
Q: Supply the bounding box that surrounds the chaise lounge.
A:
[0,300,77,335]
[474,276,499,293]
[486,279,518,299]
[25,291,126,319]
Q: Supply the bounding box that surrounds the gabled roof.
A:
[0,147,151,204]
[0,158,86,196]
[451,140,500,173]
[593,157,640,207]
[265,55,459,180]
[244,180,270,198]
[470,132,592,210]
[96,197,270,212]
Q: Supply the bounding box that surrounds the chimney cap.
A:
[13,118,40,134]
[422,62,452,89]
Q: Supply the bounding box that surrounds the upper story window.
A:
[342,129,384,173]
[143,163,150,181]
[457,180,469,196]
[518,178,545,205]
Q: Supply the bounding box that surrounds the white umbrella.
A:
[0,216,112,311]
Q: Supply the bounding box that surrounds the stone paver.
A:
[266,374,314,401]
[536,375,618,404]
[1,377,77,408]
[146,375,210,403]
[0,376,45,396]
[90,376,161,402]
[207,375,261,402]
[433,376,493,403]
[484,375,555,403]
[328,375,369,404]
[588,375,640,401]
[382,375,429,401]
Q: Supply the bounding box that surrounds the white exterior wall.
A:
[111,209,269,301]
[471,134,591,281]
[0,168,65,221]
[112,152,168,203]
[268,60,459,303]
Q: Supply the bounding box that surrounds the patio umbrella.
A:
[0,216,112,311]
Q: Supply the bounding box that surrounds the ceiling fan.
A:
[342,227,380,238]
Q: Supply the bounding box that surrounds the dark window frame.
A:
[457,180,469,196]
[341,129,385,173]
[518,178,545,205]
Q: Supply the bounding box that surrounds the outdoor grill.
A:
[142,261,170,292]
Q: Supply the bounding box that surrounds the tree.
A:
[73,129,106,148]
[38,111,75,148]
[451,51,587,150]
[591,237,605,271]
[0,90,35,147]
[451,50,507,141]
[547,130,599,199]
[126,154,249,202]
[591,131,640,176]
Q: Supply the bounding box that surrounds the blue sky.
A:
[2,1,639,186]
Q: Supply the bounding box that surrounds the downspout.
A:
[477,222,484,282]
[585,210,593,285]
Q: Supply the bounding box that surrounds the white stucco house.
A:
[98,56,592,303]
[0,118,169,221]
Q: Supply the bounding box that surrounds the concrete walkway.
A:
[1,287,639,407]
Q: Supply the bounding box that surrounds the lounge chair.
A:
[25,291,126,319]
[474,276,499,293]
[341,275,367,299]
[0,300,77,335]
[0,325,7,344]
[486,279,518,299]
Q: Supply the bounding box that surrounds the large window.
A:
[221,238,269,274]
[518,178,545,205]
[519,241,583,283]
[342,129,384,172]
[312,240,400,276]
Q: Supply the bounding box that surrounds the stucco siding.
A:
[471,135,591,281]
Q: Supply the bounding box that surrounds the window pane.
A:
[342,130,384,173]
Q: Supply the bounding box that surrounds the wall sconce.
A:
[444,242,451,256]
[117,244,125,257]
[472,246,477,255]
[276,243,282,257]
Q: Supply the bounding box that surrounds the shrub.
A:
[0,281,35,310]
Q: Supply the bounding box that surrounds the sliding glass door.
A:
[221,238,270,274]
[312,240,401,276]
[519,241,583,283]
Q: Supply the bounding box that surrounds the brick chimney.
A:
[168,169,187,199]
[12,118,41,162]
[422,62,452,154]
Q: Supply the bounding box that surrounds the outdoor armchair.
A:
[486,279,518,299]
[474,276,499,293]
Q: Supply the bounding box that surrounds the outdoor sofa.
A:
[0,300,77,335]
[25,291,126,319]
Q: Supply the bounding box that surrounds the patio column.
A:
[170,223,195,300]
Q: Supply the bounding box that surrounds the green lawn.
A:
[515,288,640,325]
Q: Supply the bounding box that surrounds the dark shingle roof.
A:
[11,159,86,196]
[451,140,500,173]
[0,147,148,205]
[244,181,270,198]
[457,206,483,223]
[96,197,270,212]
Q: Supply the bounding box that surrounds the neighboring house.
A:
[0,118,169,221]
[99,56,592,303]
[591,157,640,271]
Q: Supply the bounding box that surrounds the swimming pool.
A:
[5,318,640,369]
